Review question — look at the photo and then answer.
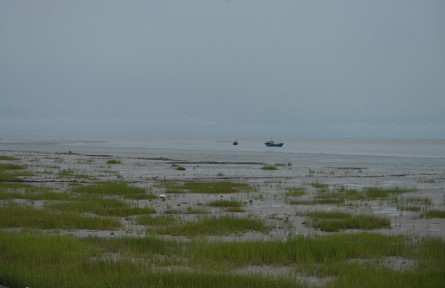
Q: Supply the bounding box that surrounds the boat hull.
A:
[265,142,284,147]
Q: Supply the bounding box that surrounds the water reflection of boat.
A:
[264,140,284,147]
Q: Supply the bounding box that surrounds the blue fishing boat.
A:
[265,140,284,147]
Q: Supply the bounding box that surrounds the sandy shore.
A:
[2,148,444,240]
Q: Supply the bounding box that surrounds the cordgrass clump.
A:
[425,210,445,218]
[154,216,269,236]
[306,211,391,232]
[365,187,414,199]
[290,186,416,206]
[86,236,184,260]
[285,187,306,197]
[226,207,245,212]
[160,181,254,194]
[0,203,120,230]
[136,215,178,226]
[49,199,156,217]
[312,182,329,191]
[107,159,121,164]
[0,163,27,171]
[261,165,278,170]
[0,156,20,161]
[0,186,73,201]
[0,163,30,182]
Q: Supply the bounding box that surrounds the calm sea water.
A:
[2,136,445,184]
[1,136,445,162]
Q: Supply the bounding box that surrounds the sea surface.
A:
[1,136,445,156]
[1,136,445,171]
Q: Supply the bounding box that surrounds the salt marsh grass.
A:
[0,163,26,171]
[175,166,186,171]
[190,233,445,287]
[306,211,391,232]
[404,196,432,205]
[209,199,245,208]
[0,156,20,161]
[0,182,73,201]
[395,196,432,213]
[0,189,73,201]
[136,215,178,226]
[425,210,445,218]
[208,200,246,212]
[365,187,414,199]
[0,203,120,230]
[0,231,444,288]
[182,181,253,193]
[0,233,304,288]
[0,148,444,287]
[311,182,329,191]
[285,187,306,197]
[289,186,415,206]
[49,199,156,217]
[158,180,254,194]
[0,163,32,182]
[261,165,278,170]
[154,216,269,236]
[86,236,183,260]
[225,207,245,212]
[190,233,409,270]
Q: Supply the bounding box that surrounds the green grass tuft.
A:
[49,199,156,217]
[0,163,31,182]
[0,156,20,161]
[136,215,178,226]
[72,182,150,199]
[159,181,254,194]
[0,163,27,171]
[425,210,445,218]
[306,211,391,232]
[285,187,306,197]
[0,203,120,230]
[154,216,269,236]
[365,187,414,199]
[261,165,278,170]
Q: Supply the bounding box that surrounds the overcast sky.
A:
[1,0,444,139]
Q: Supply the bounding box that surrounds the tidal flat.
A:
[0,143,444,287]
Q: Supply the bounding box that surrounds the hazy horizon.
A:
[1,1,444,139]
